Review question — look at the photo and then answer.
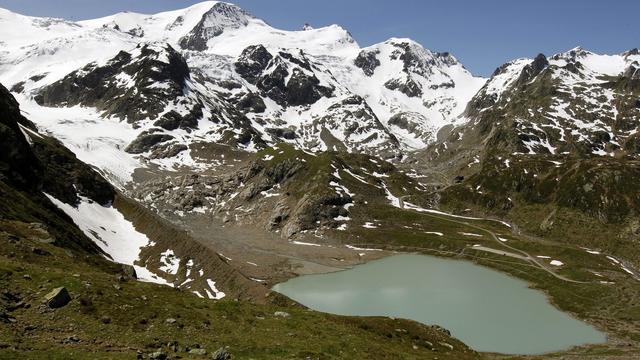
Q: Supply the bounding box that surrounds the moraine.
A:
[273,253,605,355]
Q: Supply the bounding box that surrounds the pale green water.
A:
[273,254,605,355]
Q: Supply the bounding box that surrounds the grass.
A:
[0,219,480,360]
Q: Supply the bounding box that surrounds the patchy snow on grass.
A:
[459,232,483,237]
[606,256,620,264]
[550,260,564,266]
[425,231,444,236]
[343,169,369,184]
[44,193,170,286]
[381,183,402,208]
[159,249,180,275]
[185,259,194,278]
[205,279,225,300]
[371,171,389,178]
[345,245,382,251]
[362,222,378,229]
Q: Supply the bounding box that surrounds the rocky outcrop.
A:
[125,131,175,154]
[0,83,116,254]
[0,84,42,191]
[43,287,71,308]
[354,49,381,76]
[282,191,351,238]
[388,112,432,143]
[234,45,273,84]
[385,77,422,97]
[236,46,334,107]
[515,53,548,85]
[285,68,334,106]
[153,105,203,131]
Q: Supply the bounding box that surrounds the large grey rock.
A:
[212,347,231,360]
[274,311,290,318]
[189,348,207,355]
[148,351,167,360]
[120,264,137,279]
[43,287,71,308]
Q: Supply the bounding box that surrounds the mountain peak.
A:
[178,1,252,51]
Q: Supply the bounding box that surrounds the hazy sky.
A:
[1,0,637,76]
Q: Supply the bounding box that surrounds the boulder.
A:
[148,351,167,360]
[43,287,71,308]
[120,264,137,279]
[274,311,290,318]
[189,348,207,355]
[212,347,231,360]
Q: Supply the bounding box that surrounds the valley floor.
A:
[135,179,640,359]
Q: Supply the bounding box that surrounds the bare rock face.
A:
[235,46,334,107]
[515,53,549,85]
[354,49,381,76]
[43,287,71,308]
[234,45,273,84]
[384,76,422,98]
[0,84,42,191]
[124,131,176,155]
[286,68,334,106]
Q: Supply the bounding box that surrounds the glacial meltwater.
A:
[272,254,605,355]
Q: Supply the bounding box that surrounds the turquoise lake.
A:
[273,254,606,354]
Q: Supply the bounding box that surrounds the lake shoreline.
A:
[273,253,607,356]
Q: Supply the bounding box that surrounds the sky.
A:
[0,0,638,76]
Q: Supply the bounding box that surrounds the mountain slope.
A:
[416,48,640,263]
[1,81,268,300]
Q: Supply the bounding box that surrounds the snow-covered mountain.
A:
[427,46,640,166]
[0,1,484,185]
